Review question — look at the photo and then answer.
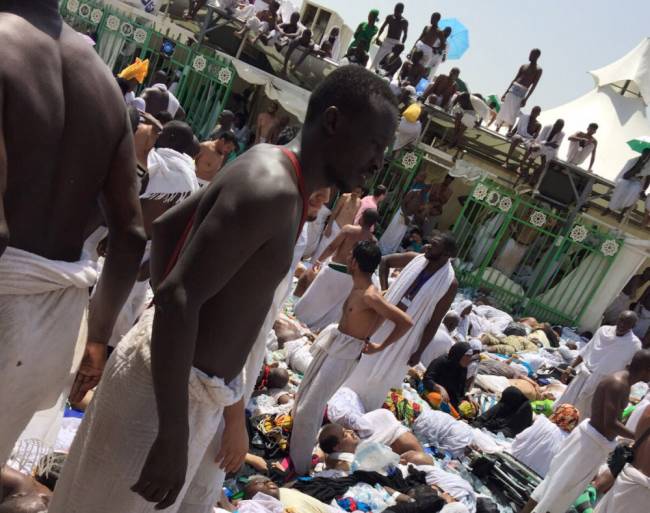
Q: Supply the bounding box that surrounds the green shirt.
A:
[350,22,378,52]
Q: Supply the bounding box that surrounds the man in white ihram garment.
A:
[566,123,598,171]
[342,233,458,411]
[602,148,650,220]
[494,49,543,133]
[557,310,641,418]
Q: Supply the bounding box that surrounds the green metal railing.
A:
[453,178,623,326]
[368,149,424,237]
[60,0,235,139]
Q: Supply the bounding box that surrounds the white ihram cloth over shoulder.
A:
[556,325,641,418]
[608,159,650,211]
[530,419,617,513]
[343,256,456,411]
[419,323,454,367]
[593,464,650,513]
[510,415,569,477]
[290,324,366,474]
[378,208,409,255]
[49,308,244,513]
[627,391,650,433]
[143,147,199,204]
[0,247,97,464]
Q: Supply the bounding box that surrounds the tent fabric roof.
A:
[538,87,649,182]
[590,37,650,106]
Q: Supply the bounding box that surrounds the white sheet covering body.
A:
[510,416,569,477]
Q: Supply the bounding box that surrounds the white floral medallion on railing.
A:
[217,67,233,85]
[401,152,418,170]
[67,0,80,13]
[569,225,588,243]
[90,8,103,24]
[498,196,512,212]
[133,28,148,44]
[530,211,547,227]
[600,240,620,257]
[192,55,207,72]
[472,183,488,201]
[79,3,91,17]
[120,22,134,37]
[106,14,120,31]
[486,190,500,206]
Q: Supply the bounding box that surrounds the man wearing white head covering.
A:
[342,233,458,411]
[557,310,641,419]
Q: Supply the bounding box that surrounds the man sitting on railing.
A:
[502,107,542,169]
[421,68,460,110]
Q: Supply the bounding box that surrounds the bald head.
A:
[629,349,650,382]
[318,424,344,454]
[616,310,638,336]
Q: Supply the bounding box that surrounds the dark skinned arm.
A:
[601,378,635,439]
[363,291,414,353]
[70,122,146,403]
[402,19,409,43]
[523,69,542,104]
[408,280,458,366]
[378,252,419,290]
[132,180,295,509]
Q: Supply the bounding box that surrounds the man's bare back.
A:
[333,192,362,227]
[150,145,303,381]
[1,7,137,261]
[320,224,376,266]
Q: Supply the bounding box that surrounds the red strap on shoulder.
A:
[280,147,308,241]
[161,212,196,281]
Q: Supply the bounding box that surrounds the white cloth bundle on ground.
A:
[343,256,455,411]
[290,324,366,474]
[593,464,650,513]
[509,415,569,477]
[378,208,409,255]
[327,387,372,436]
[284,337,314,374]
[496,82,527,128]
[0,247,97,464]
[557,325,641,418]
[293,263,352,331]
[49,309,243,513]
[530,419,616,513]
[143,147,199,204]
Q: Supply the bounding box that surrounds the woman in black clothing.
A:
[422,342,473,416]
[472,386,533,438]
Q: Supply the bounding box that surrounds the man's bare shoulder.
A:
[211,145,301,205]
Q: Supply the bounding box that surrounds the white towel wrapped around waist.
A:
[0,246,98,295]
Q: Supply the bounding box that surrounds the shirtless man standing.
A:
[319,186,363,252]
[290,241,413,474]
[422,68,460,109]
[195,132,238,187]
[255,101,280,144]
[0,0,146,467]
[495,49,543,132]
[49,65,398,513]
[594,407,650,512]
[521,350,650,513]
[372,3,409,71]
[414,12,442,68]
[294,209,379,332]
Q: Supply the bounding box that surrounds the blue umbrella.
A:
[439,18,469,60]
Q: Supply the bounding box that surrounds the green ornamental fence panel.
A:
[60,0,235,140]
[368,149,423,237]
[452,178,623,326]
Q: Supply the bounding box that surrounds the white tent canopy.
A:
[538,38,650,182]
